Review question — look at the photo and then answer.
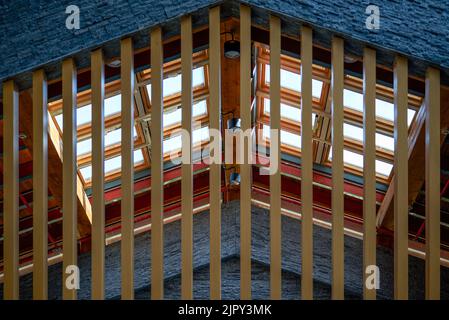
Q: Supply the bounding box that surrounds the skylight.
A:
[79,149,145,182]
[263,98,317,124]
[163,126,210,154]
[55,94,122,130]
[264,65,323,98]
[343,89,416,125]
[329,147,393,177]
[343,123,395,152]
[163,99,208,128]
[262,124,301,149]
[76,127,138,157]
[146,66,205,100]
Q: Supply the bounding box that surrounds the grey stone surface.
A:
[0,200,448,299]
[1,0,448,92]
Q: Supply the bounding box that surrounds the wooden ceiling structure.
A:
[1,17,449,277]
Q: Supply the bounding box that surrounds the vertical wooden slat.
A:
[331,36,344,300]
[425,67,440,300]
[240,4,252,300]
[209,5,222,300]
[151,27,164,300]
[363,47,377,300]
[62,58,78,300]
[181,15,193,300]
[3,80,19,300]
[270,15,282,300]
[121,37,135,300]
[32,69,48,300]
[393,55,409,300]
[301,25,314,300]
[91,49,105,300]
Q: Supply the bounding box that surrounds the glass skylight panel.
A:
[329,148,393,177]
[146,66,205,100]
[262,124,301,149]
[76,127,138,157]
[163,126,210,154]
[79,149,144,181]
[264,65,323,98]
[55,94,122,130]
[343,123,394,152]
[163,99,208,128]
[343,89,416,126]
[263,98,317,124]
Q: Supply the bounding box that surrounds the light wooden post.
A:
[91,49,105,300]
[270,15,282,300]
[209,5,222,300]
[301,25,314,300]
[121,37,135,300]
[3,80,19,300]
[150,27,164,300]
[425,67,440,300]
[32,69,48,300]
[393,56,409,300]
[62,58,78,300]
[181,15,194,300]
[331,36,344,300]
[240,4,252,300]
[363,47,377,300]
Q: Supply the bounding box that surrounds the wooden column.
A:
[32,69,48,300]
[425,67,440,300]
[91,49,105,300]
[240,4,252,300]
[181,15,194,300]
[393,55,409,300]
[3,80,19,300]
[121,37,135,300]
[62,58,78,300]
[150,27,164,300]
[209,5,222,300]
[301,25,314,300]
[331,36,344,300]
[270,15,282,300]
[363,47,377,300]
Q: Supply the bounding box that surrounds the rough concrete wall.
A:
[1,200,448,299]
[1,0,448,84]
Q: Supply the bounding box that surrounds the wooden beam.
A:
[91,48,105,300]
[32,69,48,300]
[331,36,344,300]
[209,5,222,300]
[181,15,194,300]
[425,67,440,300]
[301,25,314,300]
[150,26,164,300]
[270,14,282,301]
[240,4,252,300]
[120,37,135,300]
[3,80,19,300]
[393,55,408,299]
[363,47,377,300]
[62,58,78,300]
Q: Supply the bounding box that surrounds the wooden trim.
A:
[91,48,105,300]
[425,67,440,300]
[32,69,48,300]
[301,25,314,300]
[120,37,135,300]
[3,80,19,300]
[363,47,377,300]
[331,36,344,300]
[150,27,164,300]
[181,15,193,300]
[240,4,252,300]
